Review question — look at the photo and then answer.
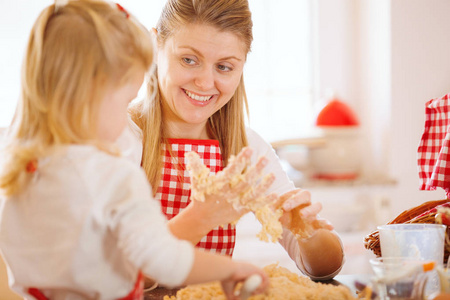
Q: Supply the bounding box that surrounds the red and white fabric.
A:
[156,139,236,256]
[418,94,450,198]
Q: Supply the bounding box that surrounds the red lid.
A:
[315,99,359,126]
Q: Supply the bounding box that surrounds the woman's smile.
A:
[183,88,216,105]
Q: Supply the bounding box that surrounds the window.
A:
[246,0,315,142]
[0,0,315,142]
[0,0,166,128]
[0,1,55,128]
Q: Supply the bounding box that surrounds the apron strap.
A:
[117,271,144,300]
[27,288,48,300]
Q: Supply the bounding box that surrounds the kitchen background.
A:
[1,0,450,297]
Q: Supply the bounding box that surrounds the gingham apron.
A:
[418,94,450,198]
[156,139,236,256]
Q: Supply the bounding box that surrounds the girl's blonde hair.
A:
[129,0,253,193]
[0,0,154,196]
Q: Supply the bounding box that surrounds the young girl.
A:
[0,1,268,299]
[125,0,344,281]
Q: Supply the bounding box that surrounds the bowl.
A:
[369,257,429,299]
[276,145,309,171]
[309,127,361,179]
[377,224,446,263]
[377,224,446,298]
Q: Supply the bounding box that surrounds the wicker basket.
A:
[364,199,450,264]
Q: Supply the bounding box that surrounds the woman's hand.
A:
[221,262,269,300]
[274,189,333,236]
[273,189,343,278]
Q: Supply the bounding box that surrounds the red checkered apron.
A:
[156,139,236,256]
[418,94,450,198]
[27,272,144,300]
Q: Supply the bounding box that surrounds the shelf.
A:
[295,175,397,189]
[270,136,326,149]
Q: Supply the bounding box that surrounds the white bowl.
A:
[276,145,309,171]
[309,126,361,179]
[377,224,446,263]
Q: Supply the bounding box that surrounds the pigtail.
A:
[0,5,53,197]
[0,140,40,196]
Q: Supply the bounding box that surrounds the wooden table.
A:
[327,274,372,296]
[144,286,179,300]
[144,274,373,300]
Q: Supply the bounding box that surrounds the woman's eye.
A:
[217,64,232,72]
[182,58,195,65]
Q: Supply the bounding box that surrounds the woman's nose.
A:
[194,67,214,90]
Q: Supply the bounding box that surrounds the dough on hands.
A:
[185,151,283,242]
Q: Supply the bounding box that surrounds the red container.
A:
[310,98,361,180]
[316,99,359,127]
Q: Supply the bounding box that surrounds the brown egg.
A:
[433,293,450,300]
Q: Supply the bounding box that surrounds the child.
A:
[0,1,268,299]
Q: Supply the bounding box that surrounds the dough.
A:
[186,151,283,242]
[163,264,357,300]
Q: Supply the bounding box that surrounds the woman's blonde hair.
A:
[0,0,154,196]
[130,0,253,193]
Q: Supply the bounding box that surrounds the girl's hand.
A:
[220,262,269,300]
[187,147,275,229]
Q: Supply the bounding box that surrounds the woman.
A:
[124,0,344,280]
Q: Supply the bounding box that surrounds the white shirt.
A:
[0,145,194,299]
[116,122,344,281]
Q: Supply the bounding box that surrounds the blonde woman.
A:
[0,1,269,299]
[126,0,345,281]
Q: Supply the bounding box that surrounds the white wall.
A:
[315,0,449,217]
[356,0,391,181]
[315,0,358,106]
[389,0,450,212]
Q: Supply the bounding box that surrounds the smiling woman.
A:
[156,23,247,138]
[123,0,343,286]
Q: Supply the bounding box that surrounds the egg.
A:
[432,293,450,300]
